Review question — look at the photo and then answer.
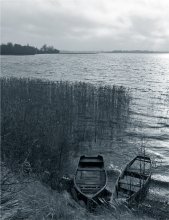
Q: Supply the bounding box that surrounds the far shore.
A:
[1,50,169,55]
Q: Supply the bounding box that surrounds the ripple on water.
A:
[1,53,169,219]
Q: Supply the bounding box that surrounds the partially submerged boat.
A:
[72,155,108,208]
[114,155,152,204]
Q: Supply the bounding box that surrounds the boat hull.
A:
[72,155,108,208]
[114,155,152,204]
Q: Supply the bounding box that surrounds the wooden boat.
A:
[114,155,152,204]
[72,155,107,208]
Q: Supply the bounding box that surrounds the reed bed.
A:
[1,77,130,186]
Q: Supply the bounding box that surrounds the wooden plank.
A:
[119,182,141,188]
[78,168,102,171]
[80,158,102,162]
[118,187,135,195]
[124,170,148,179]
[77,181,104,185]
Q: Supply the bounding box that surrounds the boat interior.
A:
[117,156,151,197]
[75,156,106,198]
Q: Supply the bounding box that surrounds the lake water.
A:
[1,53,169,219]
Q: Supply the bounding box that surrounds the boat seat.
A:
[118,186,135,195]
[80,185,101,189]
[119,181,142,188]
[81,188,100,194]
[76,179,105,184]
[78,168,102,171]
[79,181,101,184]
[124,170,148,179]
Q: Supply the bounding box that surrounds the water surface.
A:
[1,53,169,219]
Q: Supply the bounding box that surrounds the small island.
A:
[0,43,60,55]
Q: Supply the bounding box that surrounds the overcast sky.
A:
[1,0,169,50]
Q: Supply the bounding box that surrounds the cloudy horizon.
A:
[1,0,169,51]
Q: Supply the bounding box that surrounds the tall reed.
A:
[1,77,130,186]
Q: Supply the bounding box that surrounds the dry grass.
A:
[1,163,154,220]
[1,179,153,220]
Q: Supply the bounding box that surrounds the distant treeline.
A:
[0,43,60,55]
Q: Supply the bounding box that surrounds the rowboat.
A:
[114,155,152,204]
[71,155,107,208]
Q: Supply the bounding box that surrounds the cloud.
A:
[1,0,169,50]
